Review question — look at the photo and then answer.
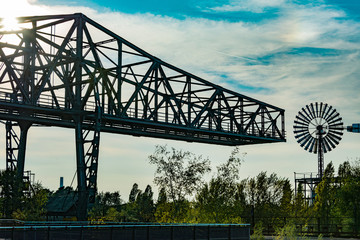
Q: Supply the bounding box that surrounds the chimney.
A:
[60,177,64,188]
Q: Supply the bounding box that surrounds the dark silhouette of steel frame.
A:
[0,13,285,219]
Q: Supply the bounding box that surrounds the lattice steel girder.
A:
[0,13,285,145]
[0,13,286,220]
[5,121,19,171]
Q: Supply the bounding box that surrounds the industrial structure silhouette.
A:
[0,13,286,219]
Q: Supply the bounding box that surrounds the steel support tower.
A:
[0,13,286,220]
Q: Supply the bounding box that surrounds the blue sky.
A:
[1,0,360,198]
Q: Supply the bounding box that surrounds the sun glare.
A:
[0,0,47,31]
[0,17,20,31]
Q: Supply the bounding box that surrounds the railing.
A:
[0,89,284,140]
[0,222,250,240]
[251,217,359,238]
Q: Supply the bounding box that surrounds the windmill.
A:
[293,102,344,178]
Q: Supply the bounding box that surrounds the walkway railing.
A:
[0,222,250,240]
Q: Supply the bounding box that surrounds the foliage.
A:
[0,170,50,220]
[275,224,299,240]
[195,147,246,223]
[88,191,122,221]
[0,170,23,217]
[1,146,360,239]
[251,223,265,240]
[149,145,211,202]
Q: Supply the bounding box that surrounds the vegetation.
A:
[0,145,359,238]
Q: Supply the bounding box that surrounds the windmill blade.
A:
[294,128,308,134]
[328,130,344,137]
[294,126,308,132]
[327,131,342,142]
[320,103,328,118]
[315,102,319,117]
[329,131,344,136]
[294,119,308,127]
[297,112,311,123]
[310,103,316,119]
[328,126,344,132]
[295,114,310,124]
[297,133,311,144]
[319,102,324,118]
[302,107,313,121]
[306,105,315,119]
[328,132,344,138]
[323,137,333,152]
[323,105,333,119]
[327,112,340,123]
[305,137,314,151]
[326,133,340,146]
[328,120,343,127]
[321,140,328,153]
[308,137,316,153]
[298,134,312,147]
[294,130,308,139]
[328,117,342,125]
[325,109,337,122]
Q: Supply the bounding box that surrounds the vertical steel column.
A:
[75,120,87,220]
[261,107,265,136]
[187,76,191,126]
[13,24,35,180]
[240,97,244,133]
[86,106,101,206]
[117,40,122,116]
[154,67,159,122]
[217,93,221,131]
[73,14,102,219]
[16,121,31,180]
[73,15,88,220]
[281,110,285,139]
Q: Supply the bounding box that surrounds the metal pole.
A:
[318,133,324,179]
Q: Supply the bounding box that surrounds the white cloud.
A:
[210,0,286,13]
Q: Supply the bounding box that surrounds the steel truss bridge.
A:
[0,13,285,219]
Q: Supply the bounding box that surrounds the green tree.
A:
[134,185,155,222]
[335,159,360,232]
[293,183,306,217]
[89,191,122,221]
[313,162,336,226]
[195,147,245,223]
[0,170,23,218]
[149,145,211,202]
[149,145,211,221]
[129,183,140,203]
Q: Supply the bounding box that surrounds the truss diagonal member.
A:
[121,62,158,117]
[158,65,189,126]
[33,21,78,103]
[190,89,220,128]
[0,48,31,103]
[243,105,262,134]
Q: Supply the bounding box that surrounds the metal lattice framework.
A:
[0,13,285,219]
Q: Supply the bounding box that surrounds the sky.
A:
[0,0,360,200]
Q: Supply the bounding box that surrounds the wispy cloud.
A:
[209,0,286,13]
